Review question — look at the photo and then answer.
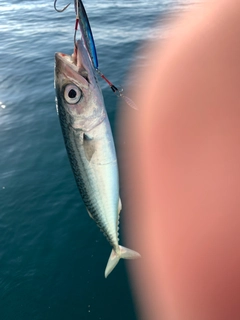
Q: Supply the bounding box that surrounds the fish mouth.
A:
[55,52,77,70]
[55,50,90,88]
[55,52,72,61]
[55,40,94,85]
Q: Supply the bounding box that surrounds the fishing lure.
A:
[54,0,137,109]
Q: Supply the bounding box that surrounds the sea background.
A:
[1,1,194,319]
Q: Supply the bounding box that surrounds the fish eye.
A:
[64,84,82,104]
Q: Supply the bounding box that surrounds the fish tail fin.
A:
[104,245,141,278]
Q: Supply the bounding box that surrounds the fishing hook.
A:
[54,0,71,12]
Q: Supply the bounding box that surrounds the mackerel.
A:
[54,39,140,277]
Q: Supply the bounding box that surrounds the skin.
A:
[120,1,240,319]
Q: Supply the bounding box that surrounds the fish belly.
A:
[60,113,120,248]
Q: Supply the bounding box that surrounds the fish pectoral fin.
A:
[104,246,141,278]
[86,208,94,220]
[83,133,95,161]
[84,133,93,140]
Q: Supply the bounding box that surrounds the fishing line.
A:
[95,69,137,110]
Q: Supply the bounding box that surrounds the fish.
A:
[54,39,140,277]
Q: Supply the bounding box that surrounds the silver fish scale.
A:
[57,99,120,250]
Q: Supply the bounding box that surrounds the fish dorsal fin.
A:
[87,208,94,220]
[83,133,95,162]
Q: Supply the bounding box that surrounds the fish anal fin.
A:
[118,198,122,215]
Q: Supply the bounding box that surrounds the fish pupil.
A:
[69,89,77,99]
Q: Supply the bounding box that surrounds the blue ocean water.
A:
[0,1,192,319]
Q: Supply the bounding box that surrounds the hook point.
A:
[54,0,71,12]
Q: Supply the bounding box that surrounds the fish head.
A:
[54,40,105,132]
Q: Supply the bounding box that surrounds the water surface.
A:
[0,1,193,319]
